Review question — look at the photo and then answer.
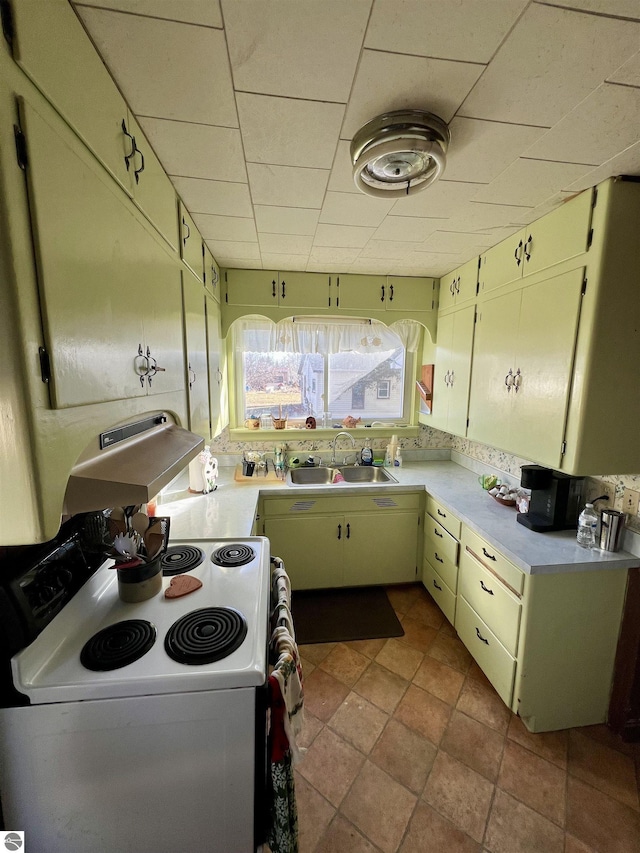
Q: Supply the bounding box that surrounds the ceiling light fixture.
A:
[351,109,450,199]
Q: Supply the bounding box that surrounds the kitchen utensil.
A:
[242,460,255,476]
[113,533,137,558]
[132,511,150,536]
[164,575,203,599]
[144,516,170,561]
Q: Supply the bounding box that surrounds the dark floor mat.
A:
[291,586,404,645]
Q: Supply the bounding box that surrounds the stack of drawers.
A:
[422,496,461,624]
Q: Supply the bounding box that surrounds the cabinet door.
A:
[179,203,204,282]
[205,295,223,437]
[278,273,330,310]
[447,305,476,436]
[387,277,436,312]
[455,258,479,306]
[203,246,221,303]
[182,274,211,438]
[337,275,387,312]
[510,269,583,466]
[439,270,458,312]
[467,291,520,448]
[224,269,279,307]
[20,100,146,407]
[523,190,593,278]
[263,516,343,589]
[127,113,179,251]
[430,312,454,431]
[478,230,525,295]
[344,511,418,585]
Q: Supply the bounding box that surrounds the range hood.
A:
[64,414,204,515]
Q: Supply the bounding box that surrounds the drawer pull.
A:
[433,579,442,592]
[480,580,494,595]
[435,553,444,563]
[434,529,443,538]
[482,547,497,561]
[475,627,489,645]
[437,509,446,518]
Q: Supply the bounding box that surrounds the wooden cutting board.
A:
[233,464,286,484]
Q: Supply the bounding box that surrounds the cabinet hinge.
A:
[592,187,598,208]
[38,346,51,384]
[581,276,587,295]
[1,0,13,49]
[586,228,593,250]
[225,292,228,303]
[561,440,567,456]
[14,125,27,170]
[466,417,470,428]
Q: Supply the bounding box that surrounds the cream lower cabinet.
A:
[262,493,421,590]
[455,526,628,732]
[422,496,462,624]
[430,305,475,437]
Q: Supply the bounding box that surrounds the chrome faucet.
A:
[331,431,357,466]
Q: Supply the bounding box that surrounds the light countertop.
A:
[158,461,639,576]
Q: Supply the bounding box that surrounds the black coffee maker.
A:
[516,465,585,532]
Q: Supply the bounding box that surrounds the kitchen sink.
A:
[287,465,397,486]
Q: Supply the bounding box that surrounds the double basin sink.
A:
[287,465,397,486]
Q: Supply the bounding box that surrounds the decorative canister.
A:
[117,555,163,603]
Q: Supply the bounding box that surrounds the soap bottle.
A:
[360,438,373,466]
[394,446,402,467]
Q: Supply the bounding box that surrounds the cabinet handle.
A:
[216,368,223,383]
[381,284,385,302]
[513,368,522,393]
[146,347,166,387]
[482,547,497,561]
[122,119,136,171]
[389,284,394,302]
[337,523,342,540]
[281,280,286,300]
[188,363,196,389]
[346,523,350,539]
[212,268,219,285]
[456,276,461,294]
[437,509,446,517]
[514,239,523,267]
[475,627,489,645]
[523,234,532,262]
[435,553,444,563]
[444,370,450,387]
[433,578,442,591]
[480,579,494,595]
[450,281,456,296]
[504,368,514,392]
[272,279,276,298]
[182,218,190,246]
[434,528,443,538]
[449,370,455,387]
[133,140,145,184]
[135,342,149,387]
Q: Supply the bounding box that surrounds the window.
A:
[233,318,421,426]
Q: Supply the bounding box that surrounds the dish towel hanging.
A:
[267,675,298,853]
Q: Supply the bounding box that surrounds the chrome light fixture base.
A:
[351,109,450,199]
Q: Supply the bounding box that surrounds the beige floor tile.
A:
[413,655,465,706]
[428,633,473,673]
[375,637,424,680]
[298,711,323,749]
[299,642,336,665]
[498,740,566,826]
[370,717,437,794]
[466,659,493,687]
[484,789,564,853]
[394,683,452,746]
[319,643,370,688]
[341,760,417,853]
[398,615,438,653]
[423,750,494,843]
[314,814,379,853]
[345,637,387,659]
[386,583,424,615]
[507,714,568,769]
[399,801,481,853]
[299,655,315,676]
[297,726,364,807]
[568,729,640,810]
[353,660,409,714]
[438,618,458,638]
[303,667,350,722]
[563,835,597,853]
[566,776,640,853]
[329,691,388,754]
[441,710,505,782]
[456,677,511,735]
[405,595,445,629]
[576,724,640,760]
[294,772,336,853]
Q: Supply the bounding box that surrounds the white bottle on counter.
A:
[577,503,598,549]
[394,447,402,467]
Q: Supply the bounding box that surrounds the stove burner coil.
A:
[80,619,157,671]
[164,607,247,665]
[211,544,255,567]
[161,546,206,576]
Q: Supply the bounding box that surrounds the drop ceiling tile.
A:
[73,0,223,27]
[205,240,261,260]
[524,84,640,168]
[365,0,528,64]
[359,241,421,259]
[389,181,482,219]
[510,191,577,226]
[341,49,484,140]
[306,262,347,273]
[193,214,257,242]
[261,254,310,271]
[222,0,370,102]
[217,258,263,270]
[320,192,395,227]
[445,201,530,232]
[139,118,246,182]
[348,258,393,274]
[565,141,640,192]
[608,52,640,86]
[309,246,361,265]
[171,178,253,217]
[373,216,444,243]
[402,252,466,276]
[237,94,344,168]
[314,224,376,248]
[254,206,320,236]
[420,230,497,254]
[540,0,640,18]
[473,158,592,207]
[445,117,547,184]
[76,8,237,125]
[258,234,313,255]
[247,164,329,209]
[327,140,359,194]
[459,3,640,126]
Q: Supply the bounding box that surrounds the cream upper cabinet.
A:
[203,246,221,303]
[336,275,436,313]
[468,268,584,468]
[277,272,332,310]
[206,294,228,438]
[439,258,478,311]
[182,274,211,439]
[478,190,593,295]
[224,269,330,309]
[385,277,437,312]
[430,305,475,437]
[179,202,204,283]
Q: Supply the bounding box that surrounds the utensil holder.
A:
[117,555,163,603]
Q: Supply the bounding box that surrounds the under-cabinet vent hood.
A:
[63,415,203,514]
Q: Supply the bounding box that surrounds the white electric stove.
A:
[0,536,273,853]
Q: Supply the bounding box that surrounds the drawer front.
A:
[455,595,516,707]
[425,517,458,564]
[423,560,456,624]
[459,548,521,656]
[461,527,524,595]
[424,526,458,591]
[426,496,461,539]
[264,492,420,516]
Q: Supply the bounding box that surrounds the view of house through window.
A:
[235,319,414,426]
